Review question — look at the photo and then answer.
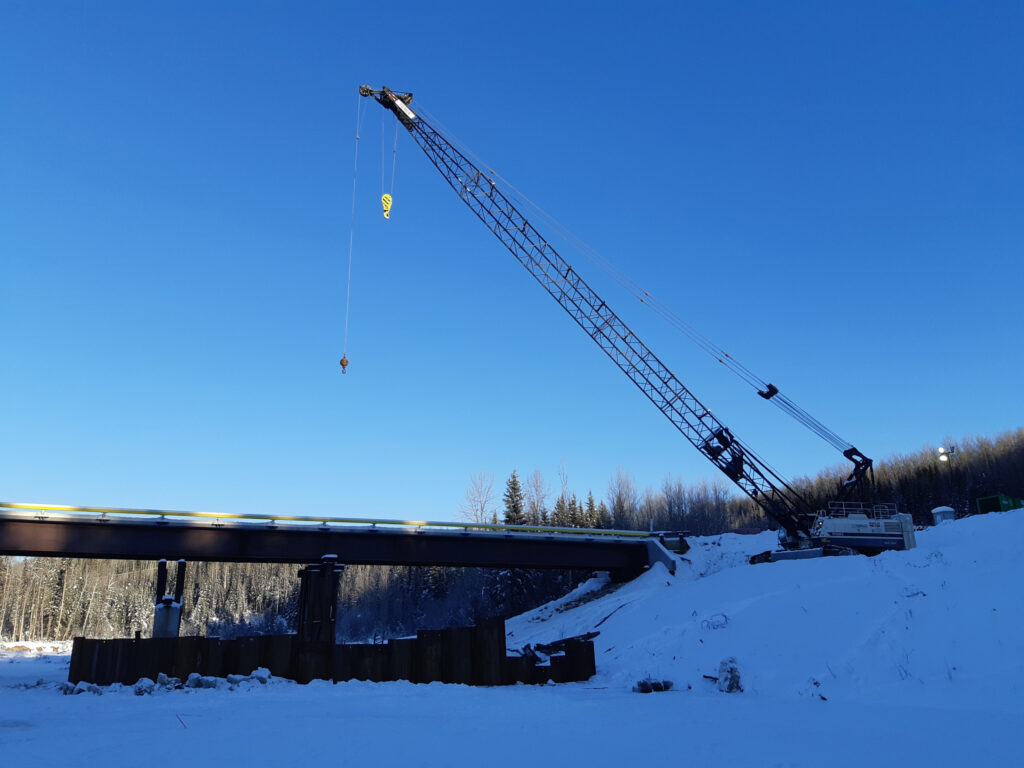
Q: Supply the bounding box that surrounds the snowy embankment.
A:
[2,512,1022,767]
[510,513,1023,712]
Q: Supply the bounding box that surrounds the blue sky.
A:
[2,2,1021,521]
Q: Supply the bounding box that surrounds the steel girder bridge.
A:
[0,502,677,579]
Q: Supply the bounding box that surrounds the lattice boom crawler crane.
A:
[360,85,914,560]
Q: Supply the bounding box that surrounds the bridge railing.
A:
[0,501,651,539]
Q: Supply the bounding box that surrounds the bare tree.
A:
[524,469,550,525]
[558,460,570,503]
[607,468,639,530]
[459,471,495,524]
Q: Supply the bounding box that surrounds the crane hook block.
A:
[381,193,393,219]
[339,356,349,374]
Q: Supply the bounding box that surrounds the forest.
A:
[1,428,1021,643]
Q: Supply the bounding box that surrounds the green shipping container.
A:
[975,494,1024,515]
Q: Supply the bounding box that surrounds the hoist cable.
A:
[343,93,364,358]
[415,105,737,364]
[380,109,387,197]
[412,100,857,455]
[416,103,751,370]
[389,122,399,197]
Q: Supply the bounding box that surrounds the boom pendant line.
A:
[359,85,873,548]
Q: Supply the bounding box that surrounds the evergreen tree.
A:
[503,470,527,526]
[568,494,582,527]
[584,492,598,528]
[551,495,570,527]
[596,500,613,529]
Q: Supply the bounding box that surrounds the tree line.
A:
[2,428,1021,642]
[463,466,759,535]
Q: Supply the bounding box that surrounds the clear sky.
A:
[2,2,1021,521]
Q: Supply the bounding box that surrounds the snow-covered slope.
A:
[2,512,1021,767]
[509,514,1023,713]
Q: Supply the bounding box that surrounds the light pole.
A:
[937,445,958,465]
[937,445,958,513]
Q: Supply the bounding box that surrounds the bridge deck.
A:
[0,503,675,576]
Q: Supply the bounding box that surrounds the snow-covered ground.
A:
[2,512,1021,767]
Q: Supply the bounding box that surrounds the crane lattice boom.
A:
[361,85,840,545]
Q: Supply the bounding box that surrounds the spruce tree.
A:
[503,470,527,526]
[551,495,570,527]
[568,494,582,528]
[584,491,598,528]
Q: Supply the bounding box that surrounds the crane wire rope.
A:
[411,104,813,488]
[380,112,399,217]
[413,100,854,455]
[390,122,399,197]
[343,92,365,364]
